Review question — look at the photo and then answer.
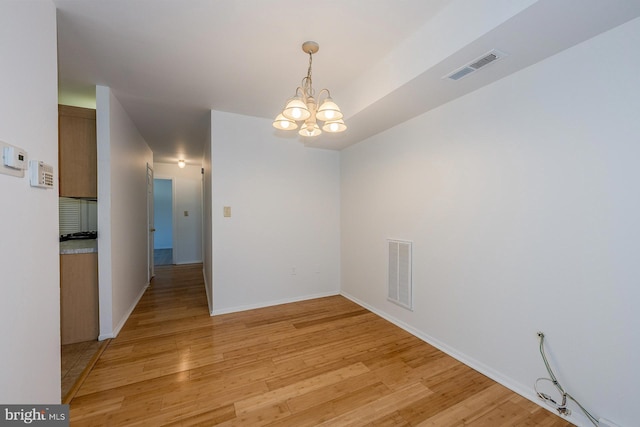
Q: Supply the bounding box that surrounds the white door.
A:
[147,163,155,281]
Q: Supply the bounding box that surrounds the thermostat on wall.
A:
[0,140,28,178]
[3,145,28,170]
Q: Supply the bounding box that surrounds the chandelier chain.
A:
[303,51,314,98]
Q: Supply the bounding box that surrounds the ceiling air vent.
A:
[444,49,507,81]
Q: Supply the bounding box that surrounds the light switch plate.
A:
[223,206,231,217]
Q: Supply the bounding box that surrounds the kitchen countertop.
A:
[60,239,98,255]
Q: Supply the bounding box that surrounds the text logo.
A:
[1,405,68,426]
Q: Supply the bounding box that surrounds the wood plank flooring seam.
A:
[68,264,574,427]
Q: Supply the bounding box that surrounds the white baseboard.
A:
[339,291,584,426]
[175,260,203,265]
[99,283,149,340]
[212,291,339,316]
[202,267,213,316]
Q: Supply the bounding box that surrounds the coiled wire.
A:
[535,332,599,426]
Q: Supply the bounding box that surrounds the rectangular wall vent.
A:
[444,49,507,81]
[388,239,412,310]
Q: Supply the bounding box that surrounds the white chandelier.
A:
[273,41,346,137]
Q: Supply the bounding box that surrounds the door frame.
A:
[146,163,154,282]
[153,176,176,265]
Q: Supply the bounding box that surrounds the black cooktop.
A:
[60,231,98,242]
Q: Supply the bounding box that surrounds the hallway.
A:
[153,248,173,266]
[68,264,571,426]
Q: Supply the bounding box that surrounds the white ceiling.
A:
[54,0,640,164]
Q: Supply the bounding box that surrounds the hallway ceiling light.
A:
[273,41,346,137]
[178,159,185,168]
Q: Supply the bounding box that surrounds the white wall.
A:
[340,17,640,427]
[202,119,213,312]
[210,111,341,314]
[154,162,203,264]
[96,86,153,339]
[0,0,60,403]
[153,179,173,249]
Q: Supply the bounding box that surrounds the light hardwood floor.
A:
[69,264,572,426]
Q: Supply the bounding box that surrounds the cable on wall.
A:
[535,332,599,426]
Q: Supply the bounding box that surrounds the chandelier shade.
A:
[299,121,321,137]
[273,41,346,138]
[272,114,297,130]
[322,119,347,133]
[316,98,343,122]
[282,97,310,121]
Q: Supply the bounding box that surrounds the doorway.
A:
[153,178,174,265]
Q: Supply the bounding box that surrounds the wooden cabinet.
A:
[59,105,97,198]
[60,253,99,345]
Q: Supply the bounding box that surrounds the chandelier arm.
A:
[301,77,314,98]
[317,88,331,103]
[286,86,305,105]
